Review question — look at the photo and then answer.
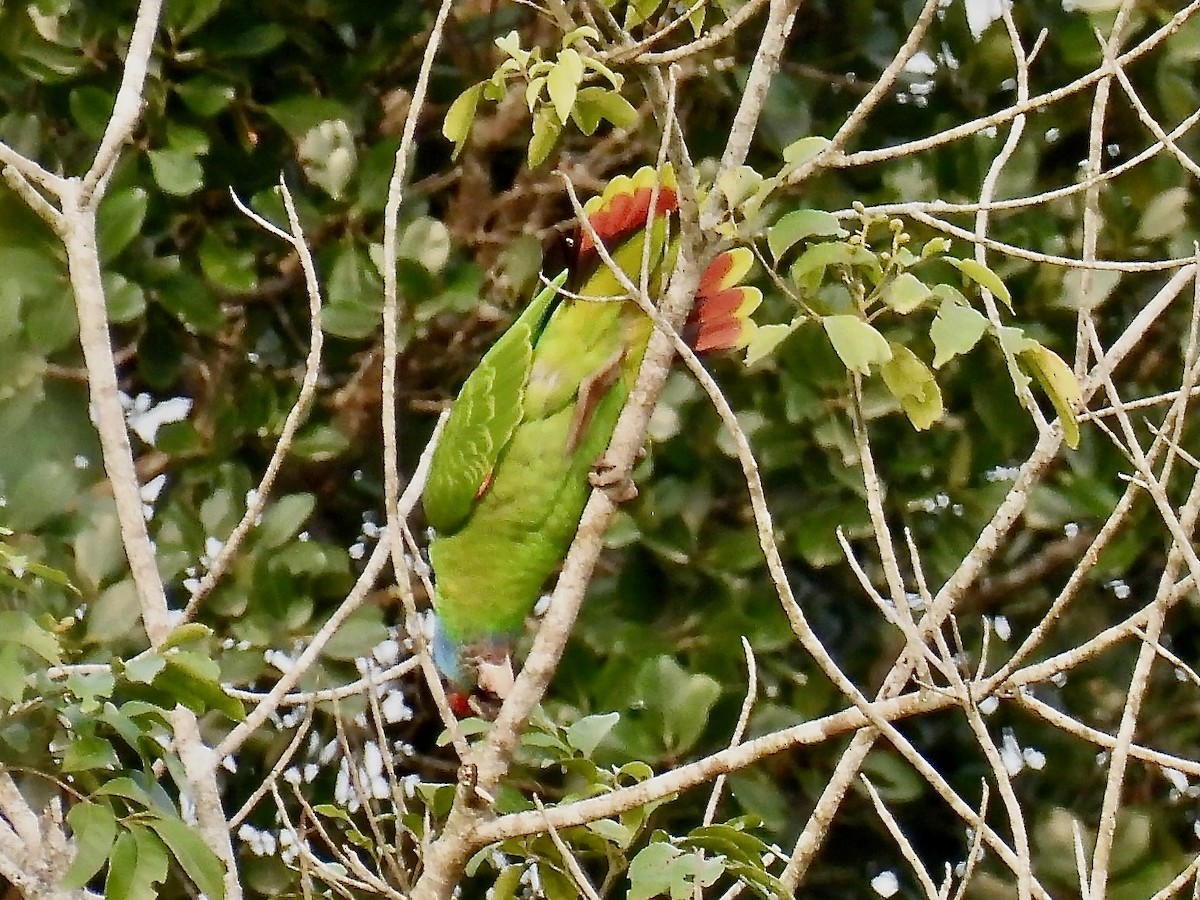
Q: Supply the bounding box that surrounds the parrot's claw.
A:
[589,459,638,503]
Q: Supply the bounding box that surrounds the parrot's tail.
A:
[686,247,762,353]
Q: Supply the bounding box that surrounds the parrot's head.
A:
[431,613,516,716]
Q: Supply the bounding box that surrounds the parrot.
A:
[420,165,761,709]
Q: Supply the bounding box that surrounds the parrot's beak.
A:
[476,652,515,700]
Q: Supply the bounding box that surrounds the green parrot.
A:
[421,166,760,706]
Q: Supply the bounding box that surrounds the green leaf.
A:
[95,777,160,812]
[292,423,352,461]
[823,315,892,375]
[639,656,722,755]
[628,842,725,900]
[97,188,148,263]
[525,76,547,112]
[101,825,167,900]
[62,735,120,773]
[147,814,226,900]
[861,750,924,803]
[681,823,771,866]
[930,298,988,368]
[717,165,764,209]
[492,865,524,900]
[581,54,623,89]
[0,646,26,703]
[397,217,452,274]
[165,0,222,36]
[62,801,118,889]
[494,30,530,67]
[154,651,244,720]
[66,668,115,713]
[259,493,316,547]
[69,86,114,139]
[148,149,204,197]
[625,0,665,26]
[743,321,797,367]
[328,240,382,308]
[528,104,562,168]
[25,287,77,353]
[157,273,224,333]
[547,48,585,124]
[566,712,620,757]
[571,87,638,135]
[768,209,847,260]
[789,241,881,291]
[921,237,952,259]
[1021,343,1083,449]
[159,623,213,652]
[564,24,601,49]
[124,651,166,684]
[883,271,931,314]
[588,88,638,129]
[881,343,943,430]
[587,818,635,848]
[104,830,137,900]
[103,272,147,323]
[174,77,235,116]
[264,95,352,138]
[297,120,356,200]
[322,304,379,339]
[0,610,61,663]
[948,257,1012,311]
[628,842,681,900]
[199,232,257,293]
[781,135,831,168]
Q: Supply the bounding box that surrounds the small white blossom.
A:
[1000,729,1025,776]
[903,50,937,75]
[373,639,400,667]
[1023,748,1046,771]
[127,395,192,445]
[871,871,900,897]
[963,0,1004,40]
[382,690,413,724]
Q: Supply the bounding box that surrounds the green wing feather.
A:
[423,274,566,534]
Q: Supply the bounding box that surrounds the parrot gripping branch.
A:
[421,165,761,707]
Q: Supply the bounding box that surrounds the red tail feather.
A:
[575,166,679,271]
[687,247,762,353]
[573,165,760,352]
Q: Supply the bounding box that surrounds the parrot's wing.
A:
[423,273,566,534]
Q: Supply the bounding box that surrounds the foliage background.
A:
[3,0,1200,897]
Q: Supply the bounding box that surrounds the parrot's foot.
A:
[589,458,638,503]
